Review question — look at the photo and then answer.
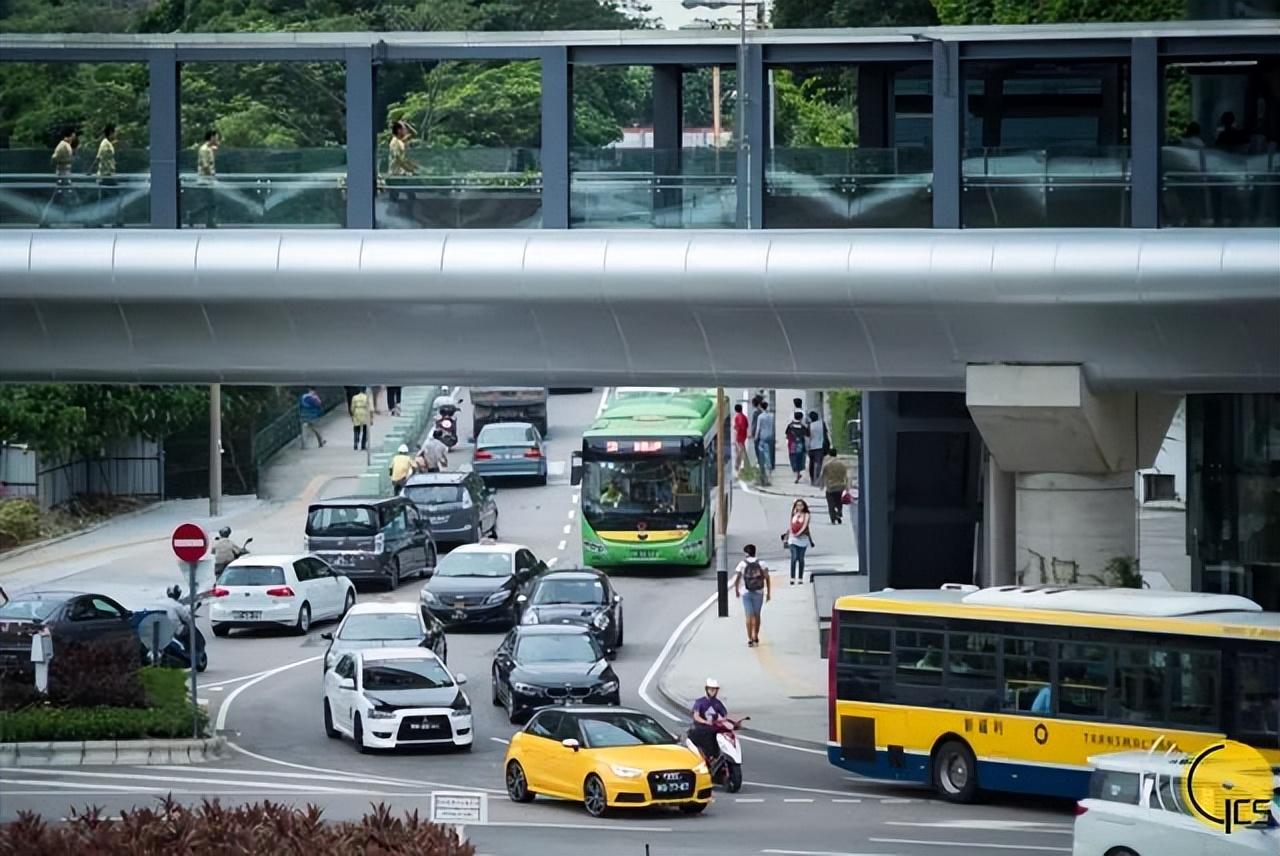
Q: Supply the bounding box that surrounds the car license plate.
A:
[430,516,449,525]
[655,781,691,795]
[408,721,441,733]
[233,611,261,620]
[452,610,467,621]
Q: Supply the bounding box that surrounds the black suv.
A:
[403,471,499,547]
[304,495,437,590]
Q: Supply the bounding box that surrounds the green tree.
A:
[773,0,938,28]
[773,69,856,147]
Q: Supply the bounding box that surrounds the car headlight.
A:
[484,590,510,605]
[681,538,706,553]
[512,682,543,696]
[522,610,539,625]
[600,680,619,694]
[582,540,607,555]
[363,698,397,719]
[609,764,643,778]
[692,762,709,775]
[591,611,610,630]
[421,590,440,604]
[451,692,471,714]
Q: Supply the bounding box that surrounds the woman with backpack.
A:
[784,499,813,585]
[732,544,772,647]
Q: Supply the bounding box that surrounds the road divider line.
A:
[214,655,322,731]
[490,737,510,745]
[567,509,576,521]
[637,590,718,722]
[745,781,886,798]
[484,820,671,833]
[147,765,446,791]
[225,743,505,795]
[783,798,815,803]
[734,798,765,803]
[1,768,367,794]
[572,494,579,504]
[562,524,571,534]
[869,839,1068,853]
[831,798,862,803]
[547,557,559,567]
[557,540,567,551]
[0,778,168,792]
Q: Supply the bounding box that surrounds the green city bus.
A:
[571,390,731,567]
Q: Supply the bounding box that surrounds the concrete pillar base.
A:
[1015,471,1136,585]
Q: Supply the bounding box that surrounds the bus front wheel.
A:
[931,739,979,803]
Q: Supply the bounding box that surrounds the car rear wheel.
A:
[680,802,707,815]
[932,739,979,803]
[506,761,534,802]
[294,603,312,635]
[583,774,608,818]
[323,700,338,739]
[212,623,230,638]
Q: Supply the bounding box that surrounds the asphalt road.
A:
[0,390,1075,855]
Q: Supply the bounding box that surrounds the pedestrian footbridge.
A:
[0,228,1276,390]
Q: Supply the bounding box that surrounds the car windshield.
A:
[434,552,512,578]
[582,456,705,529]
[479,424,532,446]
[220,565,285,587]
[362,659,453,691]
[306,505,377,536]
[404,484,464,505]
[0,597,65,621]
[338,613,422,641]
[533,579,605,606]
[578,713,677,748]
[516,633,602,663]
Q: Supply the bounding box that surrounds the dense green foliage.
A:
[0,498,40,548]
[827,389,862,456]
[0,667,205,742]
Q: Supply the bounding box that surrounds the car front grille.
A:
[544,685,594,699]
[395,714,452,741]
[446,594,489,608]
[646,769,695,799]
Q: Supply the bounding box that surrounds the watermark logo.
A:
[1180,740,1272,834]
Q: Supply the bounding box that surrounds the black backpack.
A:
[743,560,766,592]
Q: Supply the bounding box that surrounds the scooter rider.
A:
[689,678,728,762]
[212,527,247,576]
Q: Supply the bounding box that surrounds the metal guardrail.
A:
[250,386,346,473]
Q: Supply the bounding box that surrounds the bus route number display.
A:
[606,440,664,454]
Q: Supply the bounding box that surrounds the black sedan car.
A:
[419,542,545,628]
[320,601,448,671]
[516,568,624,656]
[0,590,136,673]
[491,624,621,723]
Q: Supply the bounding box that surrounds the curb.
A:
[0,735,227,767]
[0,500,168,564]
[654,607,828,754]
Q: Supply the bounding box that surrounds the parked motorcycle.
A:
[685,716,748,792]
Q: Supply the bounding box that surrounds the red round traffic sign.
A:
[171,523,209,563]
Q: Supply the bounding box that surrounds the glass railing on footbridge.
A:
[0,148,151,228]
[569,147,737,229]
[962,146,1133,228]
[1161,144,1280,228]
[764,147,934,228]
[376,147,543,229]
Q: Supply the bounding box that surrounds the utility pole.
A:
[715,387,729,617]
[209,383,222,517]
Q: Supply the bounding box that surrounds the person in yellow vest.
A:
[92,124,124,227]
[39,126,78,227]
[389,444,416,494]
[190,129,219,227]
[350,389,373,451]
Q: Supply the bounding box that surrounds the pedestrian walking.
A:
[39,126,78,227]
[732,403,748,473]
[299,387,326,448]
[785,410,809,484]
[389,444,416,494]
[387,120,419,219]
[807,409,829,486]
[91,123,123,227]
[191,129,219,227]
[732,544,771,647]
[419,429,449,473]
[386,385,403,415]
[783,499,813,584]
[350,388,372,451]
[753,401,775,485]
[748,395,763,467]
[819,456,849,524]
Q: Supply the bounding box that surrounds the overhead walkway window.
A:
[764,63,933,229]
[179,61,347,229]
[1161,56,1279,228]
[0,62,150,229]
[962,60,1132,228]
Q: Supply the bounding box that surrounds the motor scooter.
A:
[435,404,459,449]
[213,537,252,577]
[131,586,207,672]
[686,716,748,793]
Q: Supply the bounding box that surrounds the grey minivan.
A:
[305,496,437,591]
[403,471,499,547]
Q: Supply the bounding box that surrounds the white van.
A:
[1072,751,1278,856]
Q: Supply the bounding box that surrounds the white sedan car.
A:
[323,648,472,752]
[210,554,356,637]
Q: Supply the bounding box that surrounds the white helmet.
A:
[397,444,409,454]
[705,678,720,690]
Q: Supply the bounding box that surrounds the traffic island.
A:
[0,735,225,767]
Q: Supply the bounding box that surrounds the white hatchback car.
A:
[1073,751,1278,856]
[210,554,356,637]
[323,647,472,752]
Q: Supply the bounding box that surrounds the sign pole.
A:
[716,387,729,618]
[187,559,199,739]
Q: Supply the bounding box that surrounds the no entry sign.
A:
[171,523,209,564]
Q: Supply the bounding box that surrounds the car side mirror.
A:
[570,452,583,486]
[321,632,333,641]
[561,738,580,752]
[338,677,355,691]
[516,594,528,604]
[455,673,468,685]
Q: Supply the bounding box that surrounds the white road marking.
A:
[869,839,1069,852]
[572,494,580,504]
[208,686,225,692]
[562,524,571,534]
[226,741,505,795]
[746,781,885,798]
[490,737,510,745]
[783,798,815,803]
[762,851,901,856]
[146,765,440,791]
[558,540,567,551]
[214,655,322,731]
[878,798,915,804]
[484,820,671,833]
[547,557,559,567]
[0,768,374,795]
[884,821,1072,833]
[637,590,719,722]
[567,509,576,521]
[831,798,862,803]
[739,734,828,755]
[735,798,765,803]
[0,778,168,792]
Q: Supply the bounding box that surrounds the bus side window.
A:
[946,632,999,712]
[1057,643,1110,719]
[1234,652,1279,746]
[836,624,891,701]
[1002,638,1052,714]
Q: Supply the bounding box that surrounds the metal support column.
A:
[931,40,961,229]
[716,387,729,617]
[857,65,891,149]
[148,51,179,228]
[1130,37,1160,228]
[344,47,376,229]
[859,392,896,591]
[736,43,766,228]
[209,383,222,517]
[541,47,572,228]
[652,64,683,227]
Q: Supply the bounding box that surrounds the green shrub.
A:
[0,497,41,549]
[1,799,475,855]
[827,389,862,456]
[0,667,204,742]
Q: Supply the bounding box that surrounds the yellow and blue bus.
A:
[827,586,1280,802]
[571,390,731,567]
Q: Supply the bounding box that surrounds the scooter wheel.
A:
[724,760,743,793]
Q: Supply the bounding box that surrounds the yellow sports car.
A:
[503,706,713,817]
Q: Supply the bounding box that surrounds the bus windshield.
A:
[581,456,705,530]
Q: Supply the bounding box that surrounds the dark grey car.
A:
[403,471,499,547]
[305,496,437,591]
